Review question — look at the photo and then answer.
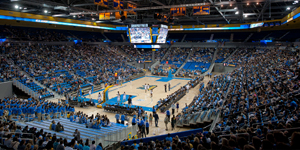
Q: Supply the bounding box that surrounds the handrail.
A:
[218,133,249,137]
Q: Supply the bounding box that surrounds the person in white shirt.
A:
[150,89,153,97]
[89,90,92,97]
[144,83,147,93]
[186,84,190,93]
[97,92,102,104]
[90,141,96,150]
[122,92,126,104]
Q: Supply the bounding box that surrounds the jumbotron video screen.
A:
[129,27,152,43]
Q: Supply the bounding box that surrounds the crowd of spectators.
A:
[0,120,104,150]
[1,45,143,95]
[0,97,73,122]
[177,48,214,77]
[0,56,22,82]
[224,48,256,67]
[215,48,235,63]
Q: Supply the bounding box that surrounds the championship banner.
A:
[114,0,124,10]
[127,3,137,14]
[170,7,186,16]
[94,0,108,8]
[99,13,110,20]
[193,6,210,15]
[163,15,169,23]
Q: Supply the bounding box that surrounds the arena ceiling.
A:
[1,0,299,25]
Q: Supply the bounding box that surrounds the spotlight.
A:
[19,7,22,9]
[244,15,248,18]
[287,7,291,10]
[247,3,249,5]
[235,11,239,14]
[230,4,232,6]
[256,2,259,5]
[234,7,237,9]
[44,10,48,13]
[73,15,76,18]
[295,0,299,3]
[15,5,18,9]
[24,7,27,9]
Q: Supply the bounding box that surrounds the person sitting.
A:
[55,122,64,132]
[50,120,56,131]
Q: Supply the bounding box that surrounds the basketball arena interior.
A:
[0,0,300,149]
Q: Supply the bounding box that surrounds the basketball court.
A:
[86,75,192,111]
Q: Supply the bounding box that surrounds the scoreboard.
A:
[193,6,210,15]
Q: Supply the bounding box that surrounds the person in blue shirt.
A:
[83,142,90,150]
[115,113,120,123]
[53,106,58,119]
[166,133,172,142]
[51,120,56,131]
[96,143,103,150]
[132,116,136,125]
[131,141,139,150]
[121,114,125,124]
[36,105,42,122]
[0,106,3,117]
[166,109,170,122]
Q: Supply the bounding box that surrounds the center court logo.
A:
[136,85,157,90]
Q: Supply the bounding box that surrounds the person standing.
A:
[117,91,120,105]
[171,115,176,131]
[36,104,42,122]
[144,83,147,93]
[154,112,159,127]
[147,84,150,91]
[141,124,146,138]
[89,89,92,98]
[164,115,169,131]
[97,92,102,104]
[186,84,190,93]
[171,103,175,115]
[115,113,120,123]
[150,89,153,98]
[176,102,179,113]
[149,113,153,126]
[122,92,126,105]
[164,84,167,93]
[168,83,171,91]
[128,96,132,107]
[128,95,132,108]
[166,109,170,122]
[73,129,80,141]
[121,114,125,124]
[132,116,136,125]
[145,120,149,135]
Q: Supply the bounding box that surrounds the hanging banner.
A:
[193,6,210,15]
[114,0,124,10]
[99,13,110,20]
[94,0,108,8]
[127,3,137,14]
[170,7,186,16]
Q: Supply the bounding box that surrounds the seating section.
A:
[177,48,214,77]
[215,48,235,63]
[18,79,54,99]
[224,48,256,66]
[153,48,189,75]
